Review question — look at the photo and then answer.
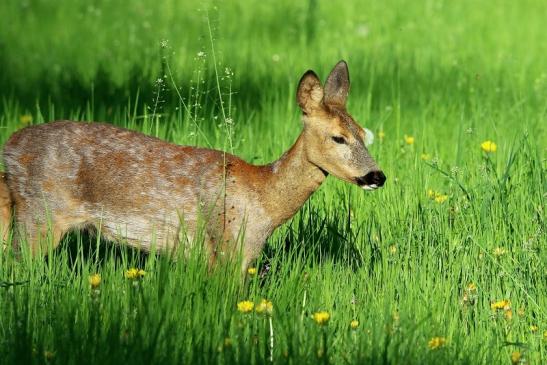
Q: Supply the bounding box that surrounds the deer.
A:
[1,60,386,273]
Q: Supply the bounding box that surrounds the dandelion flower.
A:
[427,337,447,350]
[20,114,33,126]
[481,140,497,153]
[378,130,385,141]
[388,245,397,254]
[493,247,506,257]
[237,300,254,313]
[434,194,448,203]
[530,325,538,332]
[504,309,513,320]
[312,311,330,325]
[510,351,521,364]
[491,299,511,311]
[255,299,273,315]
[404,135,415,145]
[125,268,146,280]
[350,320,359,329]
[247,267,257,276]
[421,153,431,161]
[88,273,101,289]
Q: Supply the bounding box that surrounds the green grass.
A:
[0,0,545,364]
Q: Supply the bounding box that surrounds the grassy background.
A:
[0,0,545,364]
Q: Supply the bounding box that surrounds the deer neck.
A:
[260,132,327,227]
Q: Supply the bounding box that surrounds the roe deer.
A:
[1,60,385,272]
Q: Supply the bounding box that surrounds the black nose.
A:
[360,171,386,187]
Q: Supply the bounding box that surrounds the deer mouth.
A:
[355,171,386,190]
[361,184,379,191]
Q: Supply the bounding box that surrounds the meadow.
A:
[0,0,545,364]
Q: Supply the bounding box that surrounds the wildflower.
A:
[427,337,447,350]
[20,114,33,126]
[434,194,448,204]
[491,299,511,311]
[125,268,146,280]
[493,247,506,257]
[404,135,415,145]
[388,245,397,254]
[378,130,385,141]
[88,273,101,289]
[312,311,330,325]
[510,351,521,364]
[504,309,513,320]
[237,300,254,313]
[481,140,497,153]
[247,267,257,276]
[530,325,538,332]
[255,299,273,315]
[421,153,431,161]
[350,320,359,329]
[427,189,436,199]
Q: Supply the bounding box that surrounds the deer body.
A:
[2,61,385,271]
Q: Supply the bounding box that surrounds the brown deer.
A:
[1,60,385,272]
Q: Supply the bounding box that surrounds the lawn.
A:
[0,1,545,364]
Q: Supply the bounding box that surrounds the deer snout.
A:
[356,170,386,190]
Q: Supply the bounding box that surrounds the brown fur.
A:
[1,61,385,272]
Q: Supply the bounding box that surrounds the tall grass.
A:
[0,0,545,364]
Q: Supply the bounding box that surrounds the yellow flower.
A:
[312,311,330,325]
[427,337,447,350]
[420,153,431,161]
[491,299,511,311]
[510,351,521,364]
[434,194,448,203]
[20,114,33,126]
[350,320,359,329]
[378,131,385,141]
[247,267,257,276]
[404,135,415,145]
[504,309,513,320]
[493,247,506,257]
[88,273,101,289]
[481,140,497,153]
[530,325,538,332]
[388,245,397,254]
[467,283,477,292]
[427,189,436,199]
[237,300,254,313]
[125,268,146,280]
[255,299,273,315]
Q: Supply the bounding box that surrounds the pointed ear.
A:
[297,70,323,114]
[323,60,350,107]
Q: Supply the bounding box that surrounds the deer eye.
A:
[331,136,347,144]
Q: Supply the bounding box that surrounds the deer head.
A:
[296,60,386,190]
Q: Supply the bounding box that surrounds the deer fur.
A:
[1,61,385,272]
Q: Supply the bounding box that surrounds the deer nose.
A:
[361,170,386,187]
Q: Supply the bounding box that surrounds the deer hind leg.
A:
[0,173,12,248]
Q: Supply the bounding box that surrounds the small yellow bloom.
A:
[481,140,497,153]
[20,114,33,126]
[247,267,257,276]
[388,245,397,254]
[427,337,447,350]
[88,273,101,289]
[530,325,538,332]
[420,153,431,161]
[312,311,330,325]
[491,299,511,311]
[467,283,477,292]
[237,300,254,313]
[504,309,513,320]
[427,189,436,199]
[350,320,359,329]
[255,299,273,315]
[434,194,448,203]
[510,351,521,364]
[125,268,146,280]
[404,135,415,145]
[493,247,506,257]
[378,131,385,141]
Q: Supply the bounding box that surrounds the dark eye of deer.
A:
[331,136,346,144]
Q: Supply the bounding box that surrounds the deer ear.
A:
[297,70,324,114]
[324,60,350,107]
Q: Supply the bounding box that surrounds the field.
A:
[0,0,546,364]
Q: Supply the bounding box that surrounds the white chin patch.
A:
[362,184,378,191]
[364,128,374,147]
